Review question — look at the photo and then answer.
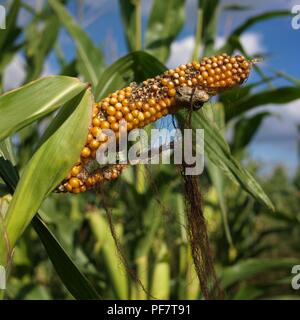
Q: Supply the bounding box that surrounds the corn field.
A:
[0,0,300,300]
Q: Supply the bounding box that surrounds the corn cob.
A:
[57,54,252,193]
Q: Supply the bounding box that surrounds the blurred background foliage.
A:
[0,0,300,299]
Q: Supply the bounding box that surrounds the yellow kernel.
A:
[125,113,134,122]
[107,106,116,116]
[118,94,125,102]
[92,117,101,127]
[155,104,161,111]
[87,133,93,143]
[161,78,168,86]
[122,106,130,114]
[138,112,145,121]
[167,81,174,89]
[144,111,151,118]
[91,127,101,137]
[132,110,139,118]
[110,97,118,105]
[122,99,129,106]
[202,71,209,78]
[108,116,116,123]
[100,121,110,129]
[101,101,109,110]
[149,107,156,115]
[89,139,100,149]
[129,103,136,110]
[81,147,91,158]
[143,103,150,111]
[65,183,73,192]
[115,111,123,120]
[148,98,156,106]
[115,102,122,110]
[71,165,82,176]
[133,118,139,126]
[136,101,143,109]
[168,89,176,97]
[111,122,119,131]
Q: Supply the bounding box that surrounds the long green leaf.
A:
[200,0,220,56]
[0,157,100,299]
[218,11,291,54]
[0,89,93,264]
[24,14,60,82]
[87,211,128,299]
[145,0,185,62]
[220,259,297,289]
[231,112,270,152]
[226,86,300,121]
[32,215,101,299]
[49,0,105,87]
[0,0,21,52]
[0,76,87,141]
[118,0,139,52]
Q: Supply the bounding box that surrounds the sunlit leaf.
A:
[1,89,92,262]
[145,0,185,62]
[49,0,105,87]
[0,76,87,141]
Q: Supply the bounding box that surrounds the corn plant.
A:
[0,0,299,300]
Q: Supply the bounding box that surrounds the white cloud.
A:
[167,31,265,69]
[216,32,265,55]
[3,54,26,91]
[253,100,300,141]
[3,53,56,91]
[167,36,195,68]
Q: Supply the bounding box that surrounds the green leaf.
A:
[218,11,291,54]
[0,158,19,193]
[32,215,101,299]
[24,14,60,82]
[231,11,291,37]
[1,89,93,263]
[220,259,297,289]
[178,110,275,211]
[49,0,105,87]
[95,51,166,100]
[87,211,128,299]
[207,159,232,246]
[222,4,252,11]
[0,76,87,141]
[0,0,21,53]
[0,157,100,300]
[0,138,16,166]
[145,0,185,62]
[226,86,300,121]
[200,0,220,56]
[118,0,139,52]
[231,112,270,152]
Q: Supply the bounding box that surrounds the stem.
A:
[136,256,148,299]
[134,0,142,51]
[134,0,145,194]
[192,8,203,61]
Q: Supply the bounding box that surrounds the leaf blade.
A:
[0,76,87,141]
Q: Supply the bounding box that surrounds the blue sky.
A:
[2,0,300,176]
